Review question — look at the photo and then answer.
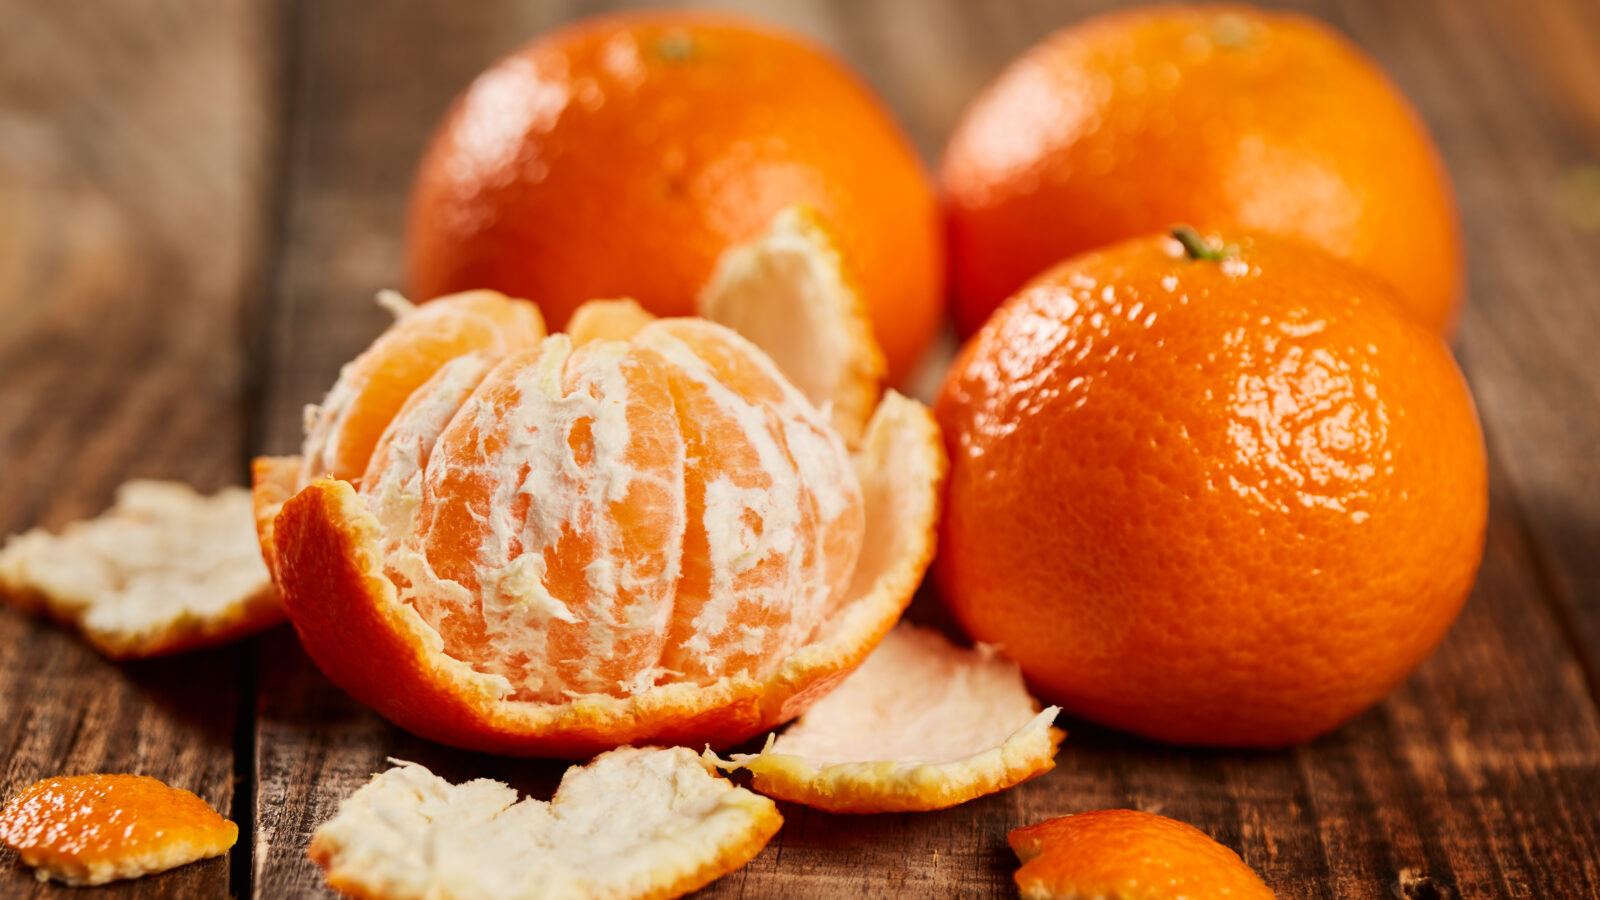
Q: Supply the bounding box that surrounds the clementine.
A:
[407,11,942,381]
[259,212,946,757]
[1010,809,1276,900]
[942,3,1462,337]
[935,228,1487,747]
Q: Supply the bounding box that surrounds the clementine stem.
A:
[1172,225,1229,262]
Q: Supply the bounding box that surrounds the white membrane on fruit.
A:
[366,319,864,703]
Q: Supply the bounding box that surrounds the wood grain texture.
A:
[1,0,1597,897]
[0,0,280,896]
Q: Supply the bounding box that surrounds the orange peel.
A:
[262,205,947,758]
[0,481,280,658]
[709,625,1062,813]
[0,773,236,886]
[1009,809,1277,900]
[309,747,781,900]
[698,205,886,447]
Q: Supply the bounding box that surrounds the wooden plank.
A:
[250,1,1600,897]
[0,0,281,896]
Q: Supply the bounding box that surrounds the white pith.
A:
[0,481,276,656]
[310,747,780,900]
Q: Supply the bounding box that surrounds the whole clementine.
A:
[941,4,1463,337]
[1010,809,1276,900]
[407,12,942,381]
[935,228,1487,747]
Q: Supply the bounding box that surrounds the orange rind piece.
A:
[1009,809,1277,900]
[0,481,281,658]
[0,773,236,886]
[309,747,781,900]
[709,625,1062,813]
[698,205,886,447]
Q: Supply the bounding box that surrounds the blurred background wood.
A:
[0,0,280,897]
[3,0,1599,897]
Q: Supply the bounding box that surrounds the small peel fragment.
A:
[699,205,886,447]
[0,481,281,658]
[709,625,1063,813]
[310,747,782,900]
[1009,809,1278,900]
[0,773,237,886]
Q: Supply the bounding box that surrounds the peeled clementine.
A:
[935,229,1487,747]
[942,4,1463,337]
[407,11,943,381]
[257,210,946,757]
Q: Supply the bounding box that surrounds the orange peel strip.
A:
[273,389,942,757]
[309,747,781,900]
[1009,809,1277,900]
[0,481,280,658]
[709,625,1062,813]
[0,773,237,886]
[698,205,886,447]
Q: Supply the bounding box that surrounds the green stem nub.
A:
[1172,226,1231,262]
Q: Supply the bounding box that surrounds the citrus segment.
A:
[0,773,237,886]
[568,298,658,346]
[309,748,780,900]
[710,625,1061,813]
[936,230,1487,746]
[1009,809,1276,900]
[298,289,546,487]
[0,481,280,658]
[698,205,885,446]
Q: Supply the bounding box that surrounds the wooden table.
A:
[3,1,1598,897]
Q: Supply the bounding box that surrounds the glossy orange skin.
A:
[0,774,236,877]
[935,231,1487,747]
[1010,809,1276,900]
[407,12,943,381]
[942,4,1462,338]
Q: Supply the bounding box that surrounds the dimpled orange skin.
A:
[941,3,1462,338]
[407,12,943,381]
[0,774,237,885]
[935,231,1487,747]
[1010,809,1276,900]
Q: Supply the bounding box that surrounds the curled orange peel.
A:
[310,747,781,900]
[707,625,1062,813]
[0,481,280,658]
[698,205,886,447]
